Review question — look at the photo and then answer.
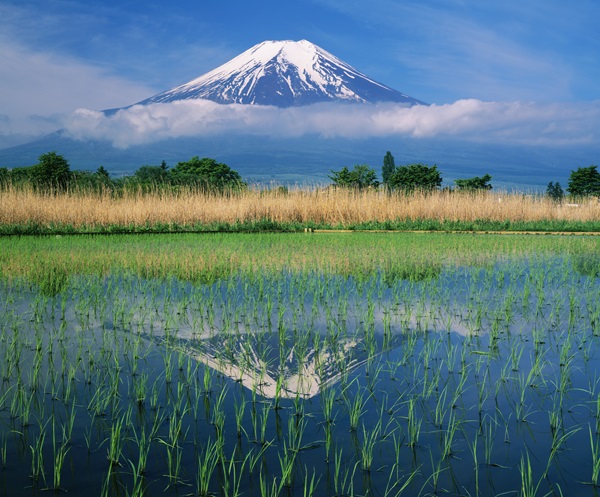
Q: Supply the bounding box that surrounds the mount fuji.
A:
[1,39,590,188]
[123,39,426,109]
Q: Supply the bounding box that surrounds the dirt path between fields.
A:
[312,229,600,236]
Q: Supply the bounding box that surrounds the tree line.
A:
[0,152,246,192]
[330,153,490,192]
[330,151,600,200]
[1,150,599,200]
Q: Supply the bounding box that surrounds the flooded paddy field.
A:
[0,232,599,496]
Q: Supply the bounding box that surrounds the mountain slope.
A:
[133,39,425,108]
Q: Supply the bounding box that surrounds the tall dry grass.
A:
[1,184,599,228]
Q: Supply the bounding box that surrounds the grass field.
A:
[1,185,599,234]
[1,231,599,284]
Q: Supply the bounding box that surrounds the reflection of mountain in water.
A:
[150,332,400,399]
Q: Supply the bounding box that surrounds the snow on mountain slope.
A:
[135,40,426,108]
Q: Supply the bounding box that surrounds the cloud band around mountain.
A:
[63,99,600,149]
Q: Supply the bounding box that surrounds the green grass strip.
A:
[1,217,600,236]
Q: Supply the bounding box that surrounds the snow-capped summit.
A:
[135,39,426,108]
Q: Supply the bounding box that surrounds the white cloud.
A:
[0,40,157,139]
[63,99,600,149]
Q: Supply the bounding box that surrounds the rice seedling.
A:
[132,372,149,406]
[160,435,186,487]
[358,419,382,472]
[519,452,547,497]
[466,429,480,497]
[252,402,272,446]
[510,342,525,372]
[43,420,70,492]
[210,386,228,438]
[220,447,249,497]
[195,437,222,496]
[259,470,280,497]
[331,449,358,497]
[149,376,162,411]
[286,413,309,454]
[322,422,335,464]
[544,426,580,479]
[302,467,320,497]
[514,373,538,424]
[62,399,77,443]
[278,441,297,489]
[343,381,369,432]
[480,416,501,468]
[421,447,449,496]
[29,422,46,482]
[587,426,600,487]
[272,373,285,411]
[247,441,270,474]
[128,424,152,477]
[433,386,449,429]
[406,397,422,449]
[124,459,147,497]
[233,394,247,438]
[441,408,461,460]
[106,413,126,467]
[320,386,337,425]
[383,462,420,497]
[366,359,384,394]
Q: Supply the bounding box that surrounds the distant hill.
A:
[0,129,586,190]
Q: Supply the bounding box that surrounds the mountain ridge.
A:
[126,39,426,108]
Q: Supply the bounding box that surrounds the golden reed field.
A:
[1,185,599,229]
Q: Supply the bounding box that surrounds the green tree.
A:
[134,165,170,184]
[454,174,492,191]
[546,181,564,202]
[31,152,72,191]
[96,166,110,180]
[387,163,442,192]
[382,151,396,186]
[6,166,33,185]
[71,170,100,189]
[329,166,353,187]
[567,165,600,197]
[329,164,379,189]
[67,166,113,190]
[171,157,244,190]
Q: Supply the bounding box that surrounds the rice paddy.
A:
[1,232,599,496]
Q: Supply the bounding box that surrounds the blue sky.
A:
[1,0,600,148]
